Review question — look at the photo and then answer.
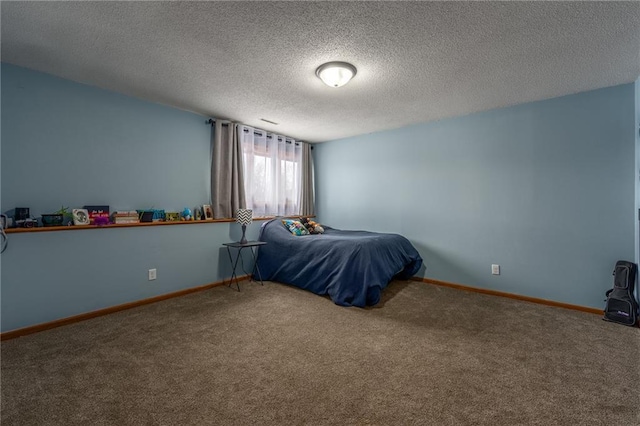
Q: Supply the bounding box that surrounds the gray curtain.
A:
[299,143,315,216]
[211,121,245,219]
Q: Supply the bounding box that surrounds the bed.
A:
[254,218,423,307]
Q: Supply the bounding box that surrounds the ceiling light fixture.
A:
[315,61,357,88]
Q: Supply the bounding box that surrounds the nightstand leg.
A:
[249,247,264,286]
[225,246,242,291]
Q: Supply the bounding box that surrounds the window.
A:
[239,125,303,217]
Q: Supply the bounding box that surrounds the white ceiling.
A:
[2,1,639,143]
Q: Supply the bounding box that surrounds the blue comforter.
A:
[255,219,423,307]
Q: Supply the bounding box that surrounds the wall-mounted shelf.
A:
[4,215,311,234]
[5,217,269,234]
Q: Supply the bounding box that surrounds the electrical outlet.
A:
[491,264,500,275]
[148,268,157,281]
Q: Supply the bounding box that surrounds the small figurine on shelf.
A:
[94,216,110,226]
[182,208,192,221]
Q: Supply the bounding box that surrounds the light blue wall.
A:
[0,223,262,332]
[2,63,636,331]
[314,84,636,309]
[1,64,210,212]
[0,64,259,332]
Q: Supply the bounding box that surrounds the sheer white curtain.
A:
[239,125,303,217]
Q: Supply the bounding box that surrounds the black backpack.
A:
[603,260,639,327]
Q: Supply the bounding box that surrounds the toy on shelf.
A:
[94,216,110,226]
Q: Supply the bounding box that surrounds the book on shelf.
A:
[112,211,139,224]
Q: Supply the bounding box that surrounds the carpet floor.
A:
[1,280,639,425]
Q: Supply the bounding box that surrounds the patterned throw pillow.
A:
[282,219,310,236]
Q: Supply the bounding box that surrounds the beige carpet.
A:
[2,280,639,425]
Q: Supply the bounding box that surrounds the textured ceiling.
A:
[2,1,639,143]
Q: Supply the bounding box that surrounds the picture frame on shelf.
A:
[84,205,109,225]
[72,209,90,226]
[202,205,213,220]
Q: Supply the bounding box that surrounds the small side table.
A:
[222,241,267,291]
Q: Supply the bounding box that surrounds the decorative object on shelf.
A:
[136,209,165,223]
[14,207,37,228]
[236,208,253,244]
[72,209,90,226]
[182,208,192,221]
[14,207,30,222]
[16,219,37,228]
[41,214,63,227]
[0,215,11,229]
[112,211,139,224]
[195,208,202,221]
[53,206,74,225]
[84,205,109,225]
[94,216,110,226]
[202,204,213,220]
[165,212,180,222]
[138,211,154,223]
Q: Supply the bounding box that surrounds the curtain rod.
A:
[206,118,312,148]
